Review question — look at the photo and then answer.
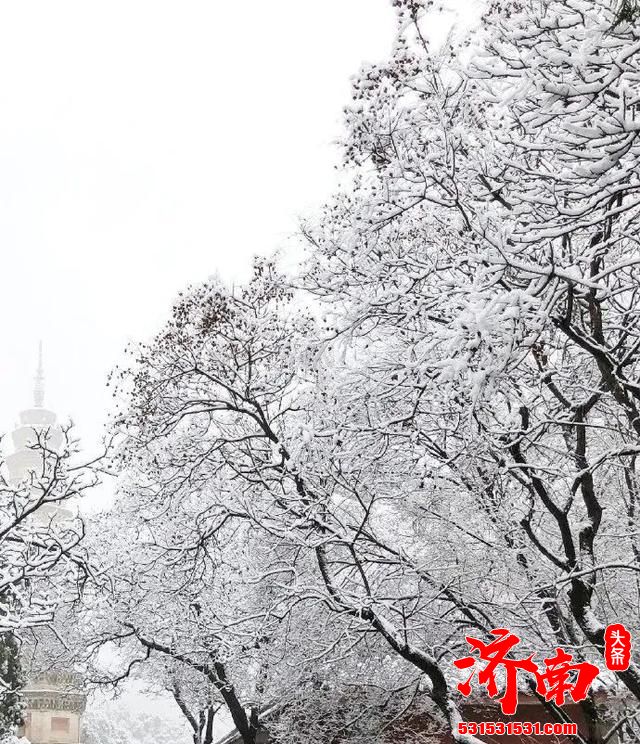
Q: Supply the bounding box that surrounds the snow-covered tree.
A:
[0,633,24,739]
[100,1,640,742]
[0,426,92,631]
[0,424,94,741]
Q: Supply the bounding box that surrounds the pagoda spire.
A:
[34,341,44,408]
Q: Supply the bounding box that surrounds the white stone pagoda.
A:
[5,346,86,744]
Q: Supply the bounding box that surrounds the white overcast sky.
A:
[0,0,398,451]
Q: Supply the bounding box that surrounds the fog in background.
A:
[0,1,396,452]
